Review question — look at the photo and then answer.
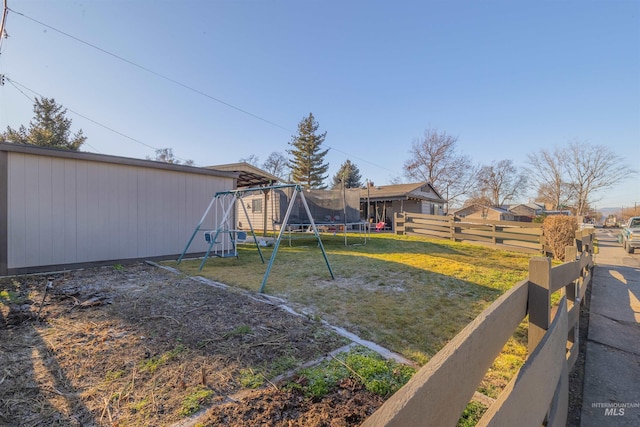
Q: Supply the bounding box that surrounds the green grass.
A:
[139,344,187,373]
[285,346,415,400]
[0,283,30,305]
[457,401,488,427]
[174,233,531,365]
[180,386,214,416]
[173,232,534,423]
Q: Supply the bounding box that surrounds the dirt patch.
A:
[0,263,384,426]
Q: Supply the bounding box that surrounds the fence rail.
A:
[395,212,544,254]
[362,229,594,427]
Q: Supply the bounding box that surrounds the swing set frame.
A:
[177,184,334,292]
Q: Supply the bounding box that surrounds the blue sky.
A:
[1,0,638,209]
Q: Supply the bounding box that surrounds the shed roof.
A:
[0,143,238,179]
[205,162,279,188]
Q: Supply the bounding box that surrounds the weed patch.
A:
[181,386,214,416]
[286,346,415,400]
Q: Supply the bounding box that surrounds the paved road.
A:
[580,228,640,426]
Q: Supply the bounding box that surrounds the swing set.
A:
[177,184,334,292]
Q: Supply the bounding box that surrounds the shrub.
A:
[543,215,577,260]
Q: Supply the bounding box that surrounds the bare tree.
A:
[403,128,479,210]
[147,148,194,165]
[262,152,289,182]
[476,159,527,206]
[239,154,260,166]
[564,141,636,216]
[526,147,574,209]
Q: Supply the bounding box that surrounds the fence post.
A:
[574,229,584,253]
[528,257,552,353]
[450,215,456,241]
[393,212,408,235]
[564,246,579,353]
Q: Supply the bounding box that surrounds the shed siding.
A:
[6,152,232,271]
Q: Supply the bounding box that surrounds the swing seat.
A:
[235,231,247,243]
[204,231,220,244]
[211,250,237,258]
[375,222,386,232]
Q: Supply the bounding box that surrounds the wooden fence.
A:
[395,212,544,254]
[362,229,594,427]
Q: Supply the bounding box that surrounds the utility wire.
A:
[8,7,292,133]
[6,7,400,176]
[5,77,196,160]
[7,77,101,153]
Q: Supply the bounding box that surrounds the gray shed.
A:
[0,143,237,275]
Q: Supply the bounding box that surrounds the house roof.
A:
[360,182,445,202]
[205,162,279,188]
[453,204,512,215]
[505,202,544,212]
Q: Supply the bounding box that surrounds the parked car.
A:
[621,217,640,254]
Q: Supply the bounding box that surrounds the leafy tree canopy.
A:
[287,113,329,189]
[1,97,86,151]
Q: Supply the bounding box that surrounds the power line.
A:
[5,77,194,160]
[8,7,292,133]
[6,7,401,176]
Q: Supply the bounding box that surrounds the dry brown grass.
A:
[0,264,348,426]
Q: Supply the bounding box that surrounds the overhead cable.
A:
[8,7,292,133]
[7,8,399,175]
[5,77,196,161]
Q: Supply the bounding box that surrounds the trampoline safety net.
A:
[276,187,361,224]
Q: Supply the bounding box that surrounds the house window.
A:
[252,199,262,213]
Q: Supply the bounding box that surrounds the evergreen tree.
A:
[287,113,329,189]
[331,159,362,189]
[1,97,86,150]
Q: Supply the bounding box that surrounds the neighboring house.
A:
[1,143,237,276]
[453,204,515,221]
[506,202,545,222]
[360,182,446,229]
[231,187,363,233]
[205,163,280,233]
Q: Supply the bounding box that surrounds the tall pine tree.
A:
[331,159,362,189]
[287,113,329,189]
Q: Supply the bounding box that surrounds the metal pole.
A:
[259,186,300,292]
[178,193,218,263]
[299,189,335,279]
[238,192,264,263]
[342,174,347,245]
[37,276,54,320]
[0,0,8,53]
[199,193,237,270]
